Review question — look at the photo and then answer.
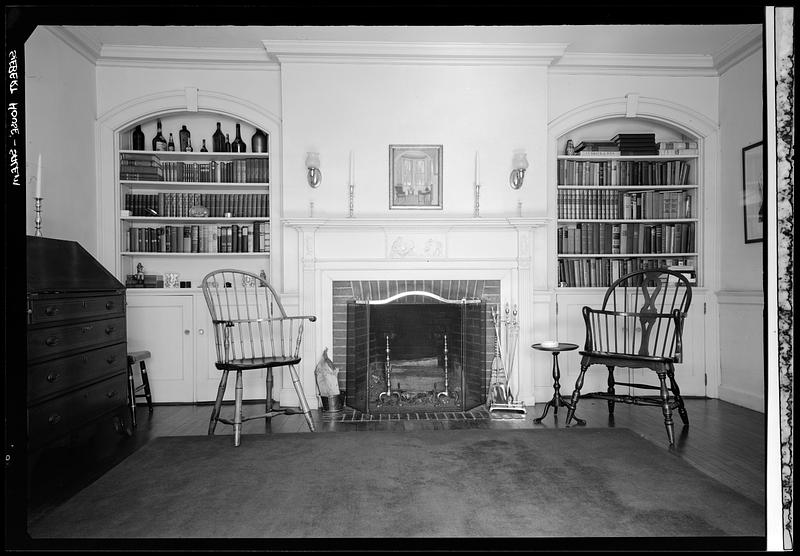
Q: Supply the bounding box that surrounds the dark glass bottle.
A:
[152,119,167,151]
[179,125,191,152]
[132,125,145,150]
[251,128,268,153]
[167,133,176,151]
[224,133,231,152]
[200,139,208,152]
[232,123,246,152]
[212,122,225,152]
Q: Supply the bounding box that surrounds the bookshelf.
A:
[117,115,271,288]
[555,136,700,289]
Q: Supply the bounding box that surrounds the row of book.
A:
[557,159,693,186]
[124,193,269,218]
[125,223,270,254]
[558,222,696,255]
[558,258,696,288]
[119,152,269,183]
[558,189,693,220]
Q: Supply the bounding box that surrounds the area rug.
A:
[27,428,764,543]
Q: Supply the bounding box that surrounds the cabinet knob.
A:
[48,414,62,426]
[184,329,190,335]
[106,390,118,399]
[106,301,115,310]
[46,372,60,383]
[44,306,60,316]
[81,325,93,334]
[106,355,117,364]
[45,336,59,347]
[198,329,205,335]
[105,326,115,335]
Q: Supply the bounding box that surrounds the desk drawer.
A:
[28,344,127,404]
[27,317,126,361]
[29,294,124,325]
[28,372,128,449]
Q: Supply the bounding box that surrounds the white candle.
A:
[475,151,480,185]
[35,153,42,198]
[350,151,355,185]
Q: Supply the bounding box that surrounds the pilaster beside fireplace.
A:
[283,217,549,409]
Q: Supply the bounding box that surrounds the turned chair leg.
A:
[288,364,316,432]
[668,369,689,425]
[233,371,244,447]
[566,363,589,425]
[265,368,274,421]
[658,371,676,446]
[606,365,616,416]
[208,370,229,435]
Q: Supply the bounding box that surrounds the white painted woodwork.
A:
[125,293,195,402]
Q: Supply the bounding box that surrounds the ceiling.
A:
[64,25,763,59]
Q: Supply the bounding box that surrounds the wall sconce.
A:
[509,150,529,190]
[306,152,322,188]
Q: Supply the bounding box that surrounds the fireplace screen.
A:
[346,291,485,414]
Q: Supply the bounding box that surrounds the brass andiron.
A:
[379,334,399,403]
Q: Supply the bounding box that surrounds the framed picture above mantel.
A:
[741,141,763,243]
[389,144,442,210]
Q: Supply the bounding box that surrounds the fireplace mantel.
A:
[280,215,552,409]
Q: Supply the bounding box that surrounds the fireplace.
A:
[338,280,497,414]
[284,217,549,410]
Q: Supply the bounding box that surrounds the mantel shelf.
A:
[283,216,549,230]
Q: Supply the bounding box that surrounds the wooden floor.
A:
[26,397,766,524]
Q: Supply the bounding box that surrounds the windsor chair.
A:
[565,269,693,445]
[201,269,317,446]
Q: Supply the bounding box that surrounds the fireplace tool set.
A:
[487,303,526,417]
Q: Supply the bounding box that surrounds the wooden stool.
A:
[127,350,154,427]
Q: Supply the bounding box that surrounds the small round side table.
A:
[532,342,585,425]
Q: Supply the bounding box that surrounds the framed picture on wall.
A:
[742,141,764,243]
[389,144,442,210]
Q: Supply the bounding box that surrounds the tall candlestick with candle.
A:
[474,151,481,218]
[34,153,43,236]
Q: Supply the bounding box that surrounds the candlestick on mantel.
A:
[348,184,355,218]
[349,151,355,186]
[474,151,481,217]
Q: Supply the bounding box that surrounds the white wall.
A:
[717,50,764,412]
[25,27,98,253]
[279,62,549,291]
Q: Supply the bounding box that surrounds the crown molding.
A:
[262,40,569,66]
[713,26,763,75]
[95,45,277,70]
[46,26,102,64]
[550,52,719,77]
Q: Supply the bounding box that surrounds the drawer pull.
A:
[46,372,60,383]
[48,414,62,426]
[105,326,116,335]
[81,325,93,334]
[106,301,115,310]
[106,390,118,399]
[106,355,117,365]
[44,306,60,316]
[45,336,59,347]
